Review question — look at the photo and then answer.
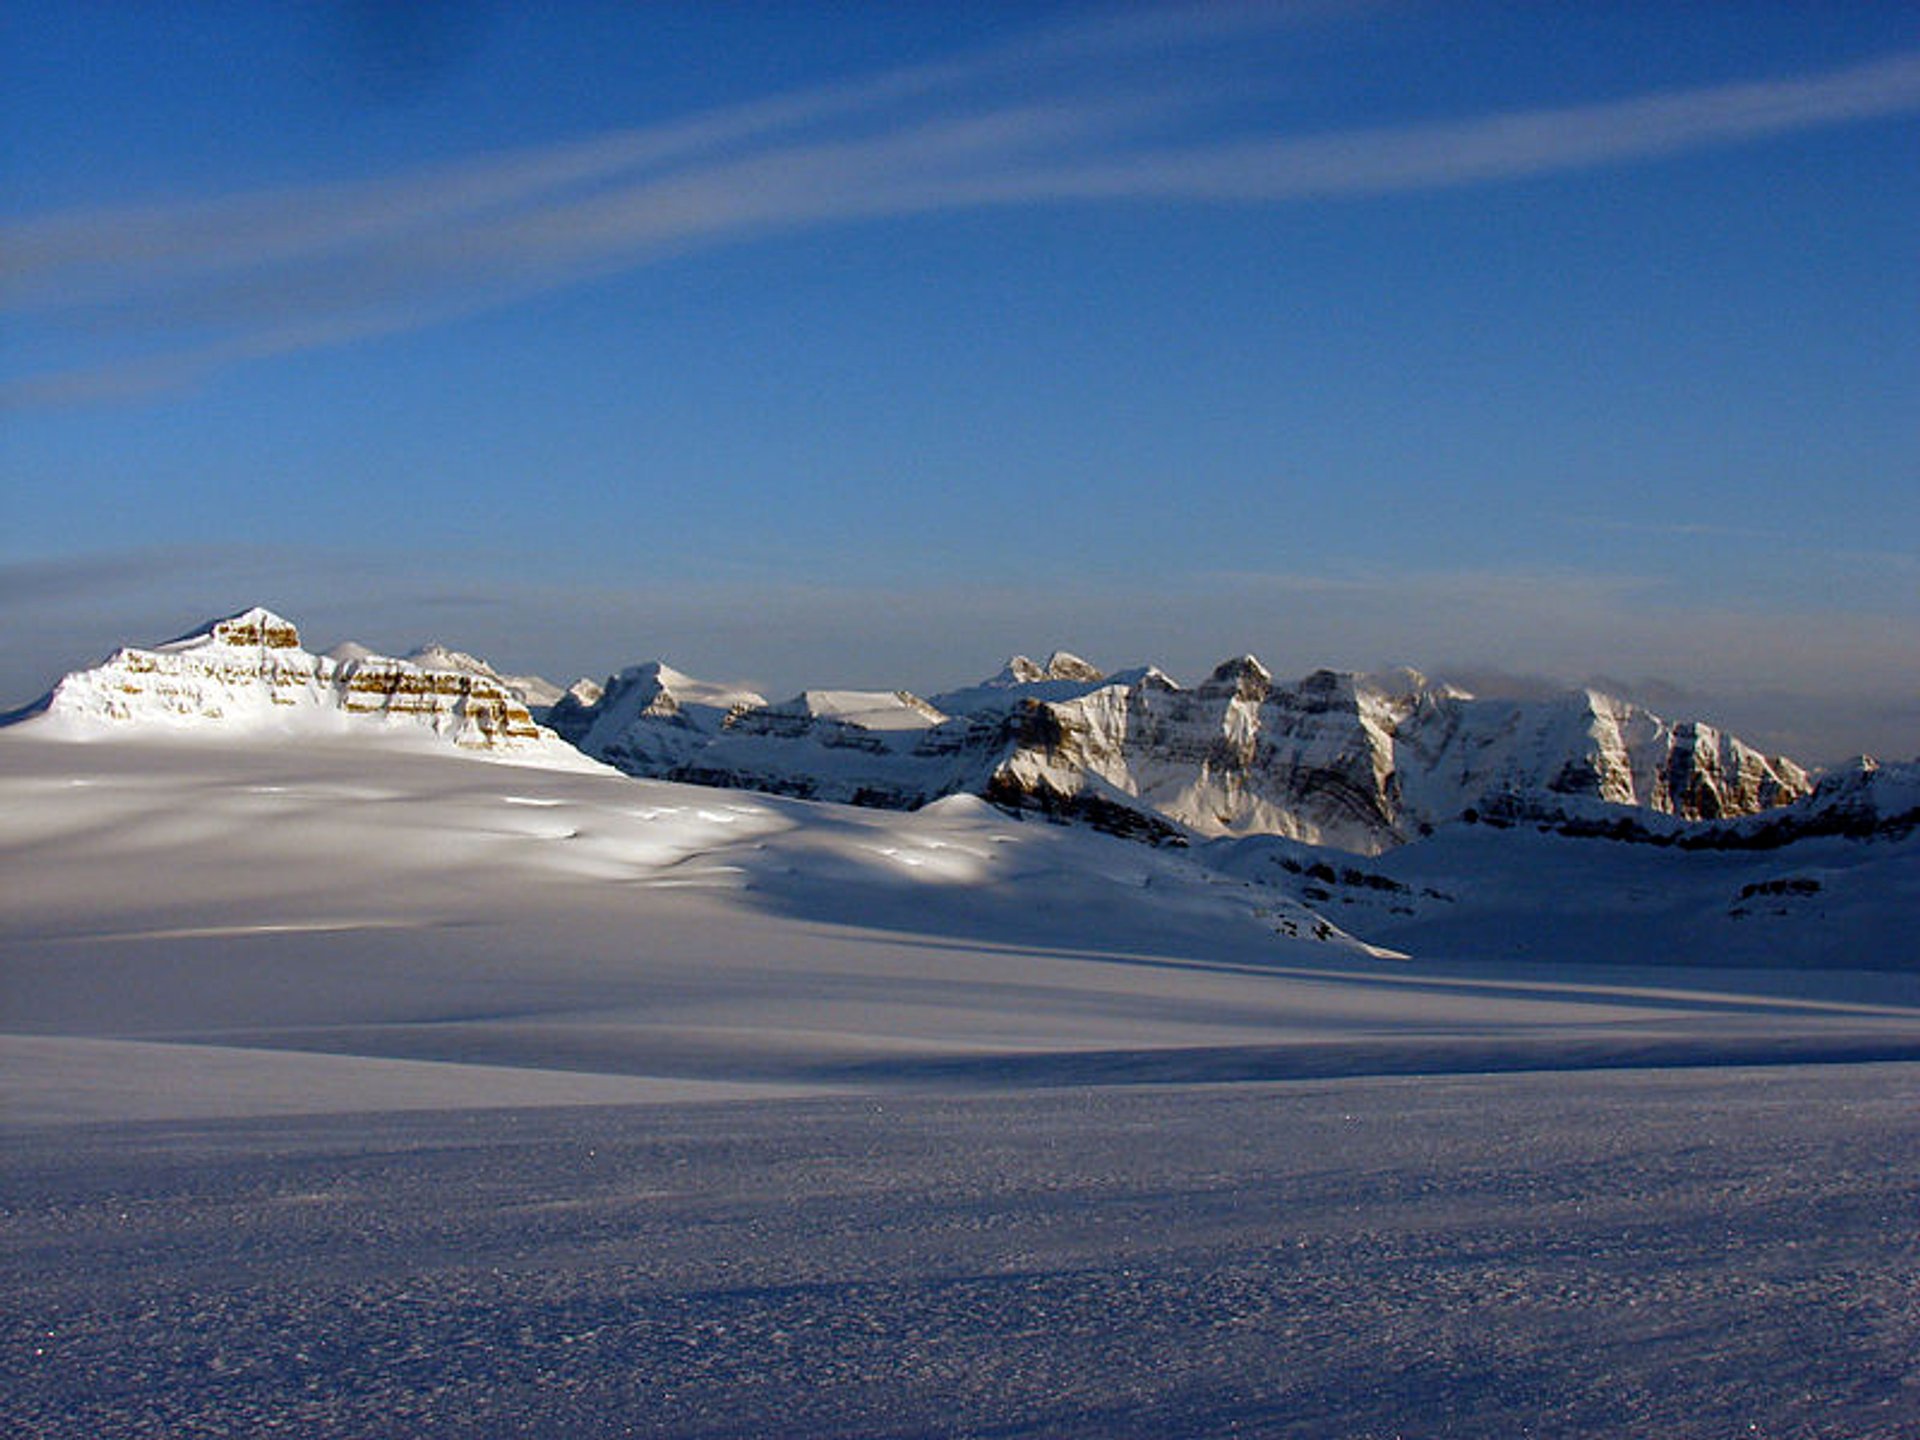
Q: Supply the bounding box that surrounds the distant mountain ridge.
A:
[558,646,1816,854]
[10,606,1840,853]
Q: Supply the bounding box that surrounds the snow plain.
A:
[4,724,1918,1437]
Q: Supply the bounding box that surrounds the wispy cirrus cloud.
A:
[6,12,1918,408]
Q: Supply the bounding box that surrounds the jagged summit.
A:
[548,646,1816,854]
[1040,651,1103,683]
[930,652,1110,718]
[978,652,1106,689]
[997,656,1050,686]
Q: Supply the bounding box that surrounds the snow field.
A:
[4,1070,1917,1438]
[3,724,1918,1437]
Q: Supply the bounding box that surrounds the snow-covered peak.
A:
[1787,756,1919,834]
[1041,651,1103,683]
[976,651,1105,689]
[1107,664,1180,692]
[1359,666,1454,703]
[1198,654,1273,700]
[156,606,304,655]
[403,642,563,709]
[404,642,497,679]
[608,660,764,712]
[545,659,768,764]
[933,652,1110,717]
[20,607,561,756]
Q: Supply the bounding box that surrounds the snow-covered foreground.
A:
[4,1072,1917,1438]
[3,728,1919,1435]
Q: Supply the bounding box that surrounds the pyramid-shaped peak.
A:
[161,606,303,653]
[628,659,695,690]
[1217,653,1270,677]
[1042,651,1103,683]
[1204,654,1273,692]
[1106,664,1180,692]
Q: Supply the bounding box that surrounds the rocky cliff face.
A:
[1697,756,1917,848]
[27,607,552,752]
[988,659,1422,850]
[1394,688,1811,828]
[558,650,1815,852]
[987,664,1812,852]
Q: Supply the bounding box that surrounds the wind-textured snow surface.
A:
[8,1073,1920,1440]
[3,723,1919,1437]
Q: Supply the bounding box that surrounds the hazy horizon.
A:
[4,557,1914,767]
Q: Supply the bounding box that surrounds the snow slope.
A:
[1203,785,1920,972]
[9,1068,1918,1440]
[3,695,1917,1439]
[3,721,1914,1130]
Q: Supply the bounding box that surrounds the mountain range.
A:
[11,606,1911,865]
[4,604,1915,973]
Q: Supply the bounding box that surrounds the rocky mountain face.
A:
[557,650,1815,853]
[1479,754,1919,851]
[25,607,551,752]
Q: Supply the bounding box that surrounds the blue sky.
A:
[3,2,1916,761]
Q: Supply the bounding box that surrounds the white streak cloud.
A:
[5,22,1919,407]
